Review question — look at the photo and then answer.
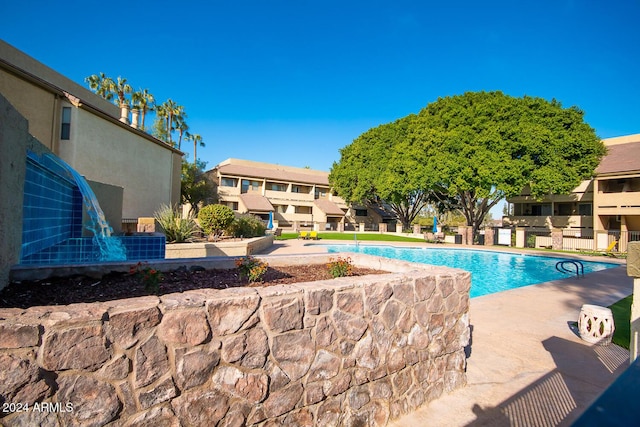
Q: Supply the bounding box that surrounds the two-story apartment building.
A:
[207,159,347,230]
[504,134,640,243]
[207,159,395,230]
[592,135,640,233]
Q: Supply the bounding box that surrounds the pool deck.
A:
[261,240,633,426]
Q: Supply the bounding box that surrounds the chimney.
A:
[131,108,140,129]
[119,103,130,124]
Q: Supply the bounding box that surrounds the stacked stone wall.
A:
[0,254,470,426]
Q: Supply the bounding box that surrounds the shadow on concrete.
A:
[465,325,474,360]
[549,266,631,315]
[465,336,628,426]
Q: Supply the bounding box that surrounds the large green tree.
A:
[181,159,215,216]
[413,91,605,240]
[329,115,431,229]
[331,91,606,241]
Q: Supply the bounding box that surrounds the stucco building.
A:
[504,134,640,244]
[207,158,395,230]
[0,40,183,225]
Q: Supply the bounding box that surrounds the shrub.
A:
[129,261,163,294]
[235,256,268,283]
[227,214,267,238]
[154,204,199,243]
[198,204,235,238]
[526,234,537,248]
[327,256,353,278]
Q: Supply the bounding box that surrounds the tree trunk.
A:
[166,114,173,145]
[194,141,198,166]
[141,107,147,130]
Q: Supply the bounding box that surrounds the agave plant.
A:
[153,204,200,243]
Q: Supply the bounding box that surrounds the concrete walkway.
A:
[261,240,633,426]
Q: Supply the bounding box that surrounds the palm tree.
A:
[114,77,132,108]
[185,133,205,165]
[131,88,155,130]
[153,102,169,142]
[175,109,188,150]
[159,99,180,146]
[85,73,115,101]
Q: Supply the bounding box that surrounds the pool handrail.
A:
[555,260,584,277]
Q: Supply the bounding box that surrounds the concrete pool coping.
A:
[263,240,632,426]
[260,238,627,265]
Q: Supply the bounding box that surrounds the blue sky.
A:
[2,0,639,177]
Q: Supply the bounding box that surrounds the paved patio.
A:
[261,240,633,426]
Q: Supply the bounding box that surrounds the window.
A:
[241,179,261,193]
[61,107,71,140]
[273,204,287,213]
[556,203,572,216]
[530,204,551,216]
[221,178,237,187]
[578,203,592,216]
[295,206,312,214]
[513,203,523,216]
[292,185,309,194]
[267,182,287,192]
[355,209,368,217]
[315,187,328,198]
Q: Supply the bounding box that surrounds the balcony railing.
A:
[502,215,593,229]
[513,227,640,253]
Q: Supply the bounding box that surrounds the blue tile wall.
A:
[20,236,166,265]
[20,152,166,265]
[20,157,83,260]
[121,235,166,261]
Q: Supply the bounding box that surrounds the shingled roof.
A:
[314,199,346,216]
[217,162,329,186]
[596,141,640,176]
[239,194,274,212]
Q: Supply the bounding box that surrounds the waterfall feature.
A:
[43,154,127,261]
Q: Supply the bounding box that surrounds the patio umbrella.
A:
[432,216,438,233]
[267,211,274,230]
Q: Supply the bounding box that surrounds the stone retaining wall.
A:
[0,253,470,426]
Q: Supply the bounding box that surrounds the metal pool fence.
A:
[518,227,639,253]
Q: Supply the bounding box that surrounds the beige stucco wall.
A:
[164,235,274,258]
[0,40,119,150]
[0,68,59,150]
[62,107,180,219]
[88,180,124,234]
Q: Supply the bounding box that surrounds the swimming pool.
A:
[325,245,618,298]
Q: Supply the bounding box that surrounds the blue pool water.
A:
[325,245,618,298]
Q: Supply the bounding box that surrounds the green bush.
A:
[198,204,235,237]
[226,214,267,238]
[526,234,537,248]
[154,204,199,243]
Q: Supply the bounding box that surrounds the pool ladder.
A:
[555,260,584,278]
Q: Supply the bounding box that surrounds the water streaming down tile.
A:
[20,151,165,265]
